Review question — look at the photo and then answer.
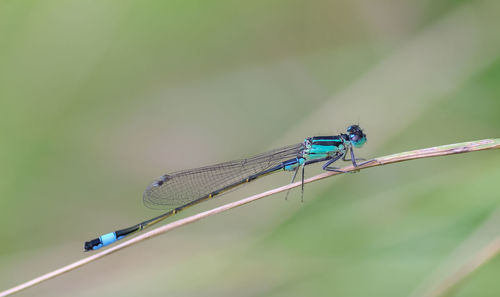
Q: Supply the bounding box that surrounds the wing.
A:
[143,143,304,209]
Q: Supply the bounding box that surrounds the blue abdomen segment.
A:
[89,232,122,250]
[283,157,305,171]
[100,232,118,247]
[85,225,139,251]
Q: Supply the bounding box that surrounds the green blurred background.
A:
[1,0,500,296]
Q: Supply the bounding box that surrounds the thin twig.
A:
[1,138,499,297]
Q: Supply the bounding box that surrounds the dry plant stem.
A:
[1,138,499,297]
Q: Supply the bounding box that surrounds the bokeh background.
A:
[1,0,500,296]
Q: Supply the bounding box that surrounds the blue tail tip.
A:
[99,232,118,246]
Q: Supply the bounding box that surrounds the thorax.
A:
[303,135,346,160]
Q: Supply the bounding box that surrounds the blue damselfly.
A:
[84,125,367,251]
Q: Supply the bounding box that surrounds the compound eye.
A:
[349,134,359,142]
[347,125,360,132]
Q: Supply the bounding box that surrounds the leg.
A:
[322,153,345,172]
[343,146,366,163]
[356,159,378,167]
[342,146,350,161]
[350,146,358,167]
[349,148,377,168]
[285,157,330,201]
[284,166,300,201]
[301,163,305,202]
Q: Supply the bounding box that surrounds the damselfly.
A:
[84,125,367,251]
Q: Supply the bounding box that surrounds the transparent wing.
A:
[143,143,304,209]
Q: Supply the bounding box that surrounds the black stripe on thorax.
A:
[312,141,343,146]
[311,136,341,141]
